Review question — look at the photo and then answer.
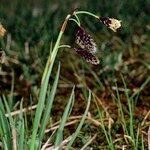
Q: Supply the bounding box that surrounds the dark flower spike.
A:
[75,26,97,54]
[74,47,99,65]
[99,17,121,32]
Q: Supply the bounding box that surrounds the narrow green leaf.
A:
[30,31,63,150]
[141,134,145,150]
[18,101,25,150]
[66,90,91,150]
[115,82,129,136]
[2,96,15,127]
[8,70,15,110]
[39,63,60,140]
[121,74,135,146]
[0,98,12,150]
[54,86,75,148]
[93,97,112,149]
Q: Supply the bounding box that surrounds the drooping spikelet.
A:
[74,47,99,65]
[99,17,121,32]
[75,26,97,54]
[73,26,99,65]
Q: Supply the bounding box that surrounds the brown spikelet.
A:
[73,26,100,65]
[75,26,97,54]
[74,47,99,65]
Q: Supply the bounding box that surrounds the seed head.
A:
[73,26,100,65]
[75,26,97,53]
[100,17,121,32]
[74,47,99,65]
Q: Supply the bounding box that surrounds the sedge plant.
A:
[0,9,122,149]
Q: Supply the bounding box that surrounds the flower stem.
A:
[75,11,99,19]
[30,14,72,150]
[69,18,80,26]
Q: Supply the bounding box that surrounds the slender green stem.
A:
[74,14,81,26]
[58,45,71,49]
[41,31,63,84]
[30,14,71,150]
[75,11,99,19]
[69,18,80,26]
[41,14,71,84]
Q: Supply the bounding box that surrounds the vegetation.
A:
[0,0,149,149]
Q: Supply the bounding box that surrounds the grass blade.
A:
[39,63,60,140]
[94,96,114,150]
[0,98,12,150]
[54,86,75,148]
[121,74,135,147]
[66,90,91,150]
[2,96,17,150]
[115,82,129,136]
[17,101,25,150]
[30,30,63,150]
